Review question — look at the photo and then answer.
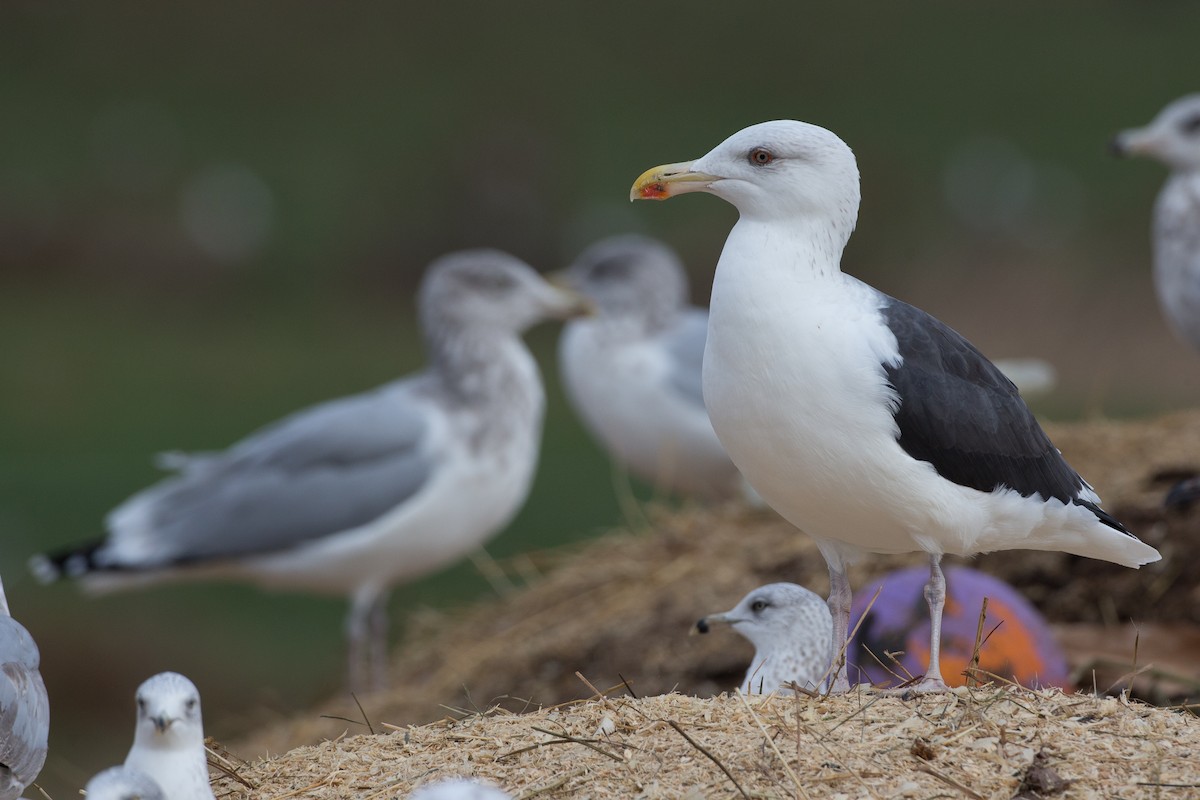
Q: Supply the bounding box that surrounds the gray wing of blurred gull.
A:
[30,250,587,690]
[102,381,434,566]
[662,308,709,407]
[0,575,49,800]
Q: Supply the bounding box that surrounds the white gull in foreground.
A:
[1113,94,1200,354]
[123,672,213,800]
[558,235,745,500]
[0,575,48,800]
[697,582,832,694]
[632,120,1160,693]
[409,778,511,800]
[31,251,587,689]
[85,766,166,800]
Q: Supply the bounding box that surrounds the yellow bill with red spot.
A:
[629,160,720,201]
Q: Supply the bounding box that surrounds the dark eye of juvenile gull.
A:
[749,147,774,166]
[1180,114,1200,135]
[460,269,517,292]
[590,256,634,282]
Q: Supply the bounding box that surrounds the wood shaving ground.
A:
[215,689,1198,799]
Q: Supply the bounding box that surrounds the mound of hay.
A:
[234,411,1200,761]
[215,688,1199,798]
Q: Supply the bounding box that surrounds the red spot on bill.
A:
[640,182,669,199]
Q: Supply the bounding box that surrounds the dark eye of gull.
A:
[590,256,634,283]
[186,697,197,712]
[461,269,516,292]
[1180,114,1200,135]
[750,598,768,612]
[749,147,774,166]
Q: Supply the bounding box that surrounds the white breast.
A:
[125,748,212,800]
[705,243,924,555]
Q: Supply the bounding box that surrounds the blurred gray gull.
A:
[633,120,1160,693]
[558,235,746,500]
[410,778,511,800]
[85,766,165,800]
[1113,94,1200,354]
[123,672,212,800]
[30,251,587,689]
[697,582,832,694]
[990,357,1057,396]
[0,575,49,800]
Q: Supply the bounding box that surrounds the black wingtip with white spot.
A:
[28,539,107,584]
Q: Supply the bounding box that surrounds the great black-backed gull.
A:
[632,120,1160,693]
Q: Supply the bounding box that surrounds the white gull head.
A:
[124,672,214,800]
[420,249,589,342]
[560,234,687,325]
[633,120,861,250]
[698,582,833,694]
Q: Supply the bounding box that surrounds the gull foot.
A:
[897,676,951,697]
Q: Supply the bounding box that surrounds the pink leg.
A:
[346,583,388,693]
[909,555,950,694]
[826,562,853,693]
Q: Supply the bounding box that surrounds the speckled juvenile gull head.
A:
[698,582,833,694]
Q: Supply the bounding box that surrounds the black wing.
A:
[880,297,1086,506]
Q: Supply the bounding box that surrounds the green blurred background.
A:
[2,1,1199,793]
